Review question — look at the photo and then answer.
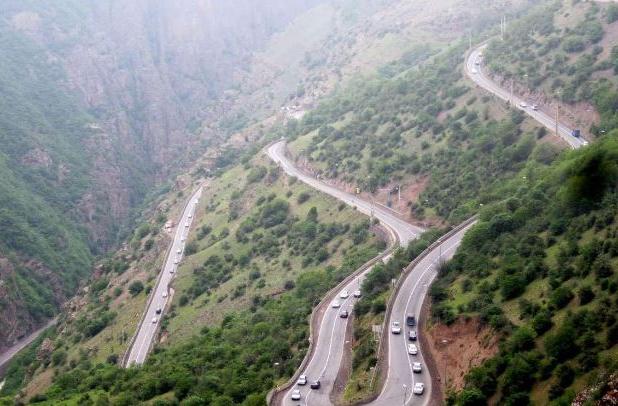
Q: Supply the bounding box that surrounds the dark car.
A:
[408,330,417,341]
[155,308,162,315]
[406,314,416,327]
[340,310,349,318]
[310,380,321,389]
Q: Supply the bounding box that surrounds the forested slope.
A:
[436,134,618,405]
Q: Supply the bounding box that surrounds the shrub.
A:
[532,310,553,335]
[549,286,573,309]
[578,286,594,305]
[562,36,585,53]
[128,281,144,297]
[297,192,311,204]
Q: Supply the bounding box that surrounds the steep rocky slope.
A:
[0,0,329,353]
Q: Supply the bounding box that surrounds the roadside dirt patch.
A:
[424,315,500,392]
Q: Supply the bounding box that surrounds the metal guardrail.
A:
[266,225,399,405]
[352,215,478,405]
[121,182,203,367]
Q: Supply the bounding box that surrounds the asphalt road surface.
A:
[125,185,203,366]
[268,141,425,405]
[370,223,475,406]
[268,141,423,245]
[466,44,587,149]
[0,318,57,375]
[281,252,393,406]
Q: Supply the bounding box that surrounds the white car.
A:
[188,214,192,219]
[413,382,425,395]
[176,249,182,254]
[297,374,307,386]
[151,317,158,324]
[332,301,341,308]
[413,362,422,373]
[291,389,301,401]
[532,104,539,111]
[185,222,189,228]
[519,101,528,108]
[170,268,175,274]
[353,290,361,298]
[391,321,401,334]
[408,344,418,355]
[340,290,349,299]
[162,292,168,298]
[471,68,478,74]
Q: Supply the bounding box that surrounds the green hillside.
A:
[0,18,94,323]
[437,134,618,405]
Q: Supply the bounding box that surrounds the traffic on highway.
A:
[124,185,203,366]
[466,44,587,149]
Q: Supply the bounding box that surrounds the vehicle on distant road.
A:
[406,314,416,327]
[162,292,168,298]
[532,104,539,111]
[297,375,307,386]
[176,249,181,254]
[291,389,301,400]
[409,330,417,341]
[519,101,528,108]
[413,362,422,373]
[408,344,418,355]
[471,68,478,74]
[155,308,162,314]
[353,290,361,298]
[413,382,425,395]
[340,290,349,299]
[151,317,158,324]
[310,380,321,389]
[340,310,349,318]
[332,301,341,308]
[185,222,189,228]
[572,129,581,138]
[391,321,401,334]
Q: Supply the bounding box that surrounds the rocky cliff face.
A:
[0,0,326,351]
[7,0,325,243]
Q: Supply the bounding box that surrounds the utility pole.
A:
[555,105,559,136]
[500,16,504,40]
[469,31,472,50]
[555,90,561,136]
[398,185,401,205]
[510,79,514,103]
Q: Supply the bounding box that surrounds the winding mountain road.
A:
[268,141,423,404]
[466,44,587,149]
[124,185,203,366]
[370,222,475,406]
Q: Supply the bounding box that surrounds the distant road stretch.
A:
[466,44,587,149]
[125,185,203,366]
[0,318,57,375]
[268,141,423,245]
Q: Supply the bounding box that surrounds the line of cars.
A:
[392,314,425,395]
[150,199,199,325]
[290,374,321,401]
[289,288,362,401]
